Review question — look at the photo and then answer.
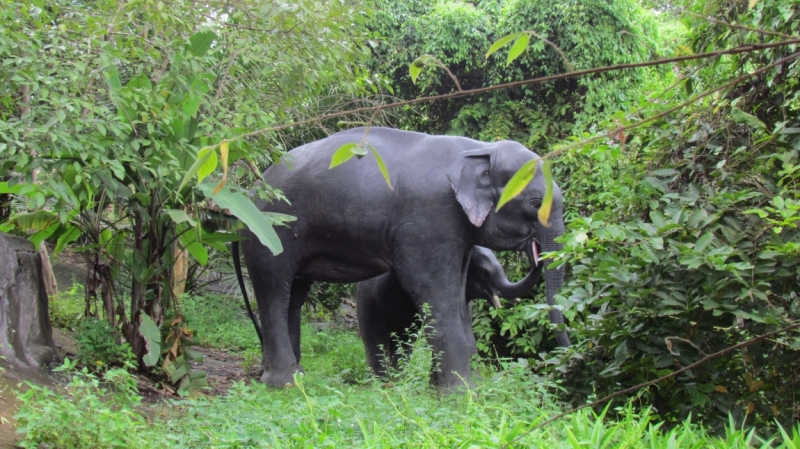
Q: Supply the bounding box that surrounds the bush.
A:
[15,359,148,449]
[49,283,85,331]
[75,318,136,371]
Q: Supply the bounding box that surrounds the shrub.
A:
[15,359,148,449]
[49,283,85,331]
[75,318,136,371]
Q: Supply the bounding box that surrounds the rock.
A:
[0,232,59,369]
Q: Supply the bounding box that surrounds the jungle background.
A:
[1,0,799,446]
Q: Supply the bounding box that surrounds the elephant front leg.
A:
[396,247,475,390]
[244,262,301,387]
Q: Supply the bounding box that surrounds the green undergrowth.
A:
[18,293,800,448]
[15,355,800,448]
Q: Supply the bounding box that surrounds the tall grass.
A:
[16,294,800,448]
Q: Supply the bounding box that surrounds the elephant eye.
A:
[531,199,542,209]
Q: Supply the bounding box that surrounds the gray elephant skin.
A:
[236,127,569,389]
[356,246,543,376]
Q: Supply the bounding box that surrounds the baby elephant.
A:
[356,246,542,376]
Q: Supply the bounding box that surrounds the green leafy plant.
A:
[160,315,208,396]
[74,319,136,372]
[49,283,86,331]
[15,358,147,449]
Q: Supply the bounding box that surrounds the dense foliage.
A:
[368,0,662,145]
[464,0,800,432]
[4,0,800,443]
[0,0,372,375]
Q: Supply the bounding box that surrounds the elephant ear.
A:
[447,148,494,227]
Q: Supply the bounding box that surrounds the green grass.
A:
[16,293,800,448]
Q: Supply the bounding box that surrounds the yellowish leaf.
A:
[213,140,229,195]
[713,385,729,393]
[749,379,764,392]
[746,401,755,414]
[538,160,554,227]
[748,0,760,9]
[770,405,779,416]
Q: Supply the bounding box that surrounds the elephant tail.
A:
[232,240,263,346]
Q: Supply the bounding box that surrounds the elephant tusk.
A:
[532,240,541,266]
[491,294,502,308]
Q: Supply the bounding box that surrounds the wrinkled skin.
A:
[356,246,543,376]
[239,127,568,389]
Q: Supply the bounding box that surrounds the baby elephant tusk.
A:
[491,294,502,308]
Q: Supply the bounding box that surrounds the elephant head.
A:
[465,246,542,308]
[447,142,570,347]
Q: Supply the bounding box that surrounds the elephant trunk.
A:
[496,250,543,299]
[541,217,570,347]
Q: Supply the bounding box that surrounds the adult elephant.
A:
[235,127,569,389]
[356,246,544,376]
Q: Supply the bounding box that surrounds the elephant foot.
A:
[260,366,303,388]
[431,371,476,393]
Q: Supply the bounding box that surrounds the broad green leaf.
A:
[183,348,204,361]
[197,148,218,183]
[10,211,58,231]
[55,225,81,254]
[104,67,122,93]
[179,147,218,190]
[140,313,161,342]
[485,32,522,58]
[0,182,23,194]
[496,159,537,211]
[368,144,393,190]
[188,31,217,57]
[330,143,359,168]
[126,73,152,90]
[263,212,297,226]
[181,94,201,119]
[29,222,60,247]
[165,209,197,227]
[143,341,161,367]
[170,363,189,383]
[409,58,424,84]
[695,232,715,252]
[190,374,209,390]
[731,107,766,130]
[198,183,283,255]
[651,168,679,177]
[180,231,208,266]
[507,33,530,66]
[538,160,554,227]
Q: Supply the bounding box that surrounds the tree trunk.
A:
[37,242,58,297]
[172,244,188,298]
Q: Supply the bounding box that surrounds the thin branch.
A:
[197,38,800,152]
[684,11,797,40]
[215,51,239,101]
[528,30,574,72]
[543,51,800,161]
[665,336,708,356]
[502,321,800,448]
[199,12,302,35]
